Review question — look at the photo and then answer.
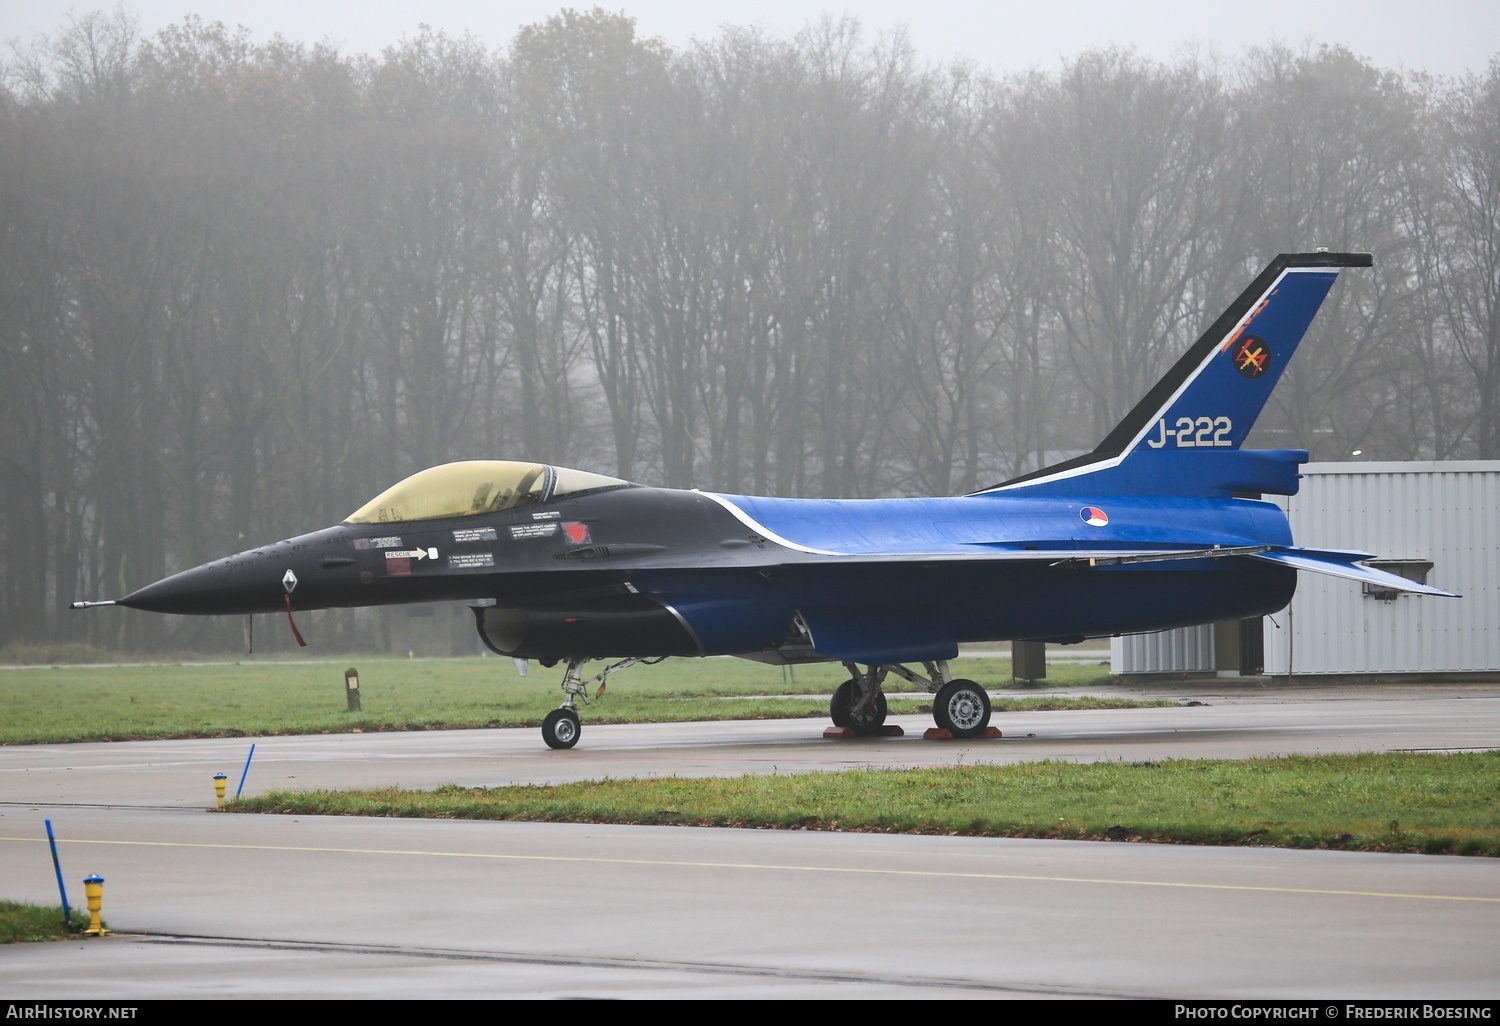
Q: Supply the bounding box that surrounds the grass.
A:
[0,642,127,665]
[0,900,90,943]
[231,751,1500,856]
[0,654,1140,744]
[5,654,1495,861]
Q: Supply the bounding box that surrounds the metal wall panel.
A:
[1265,461,1500,675]
[1115,461,1500,676]
[1111,624,1214,674]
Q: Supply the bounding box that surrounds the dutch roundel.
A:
[1080,506,1109,527]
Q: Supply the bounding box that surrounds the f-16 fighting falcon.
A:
[75,252,1452,749]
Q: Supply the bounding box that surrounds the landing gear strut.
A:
[541,656,657,750]
[830,664,889,735]
[822,659,998,740]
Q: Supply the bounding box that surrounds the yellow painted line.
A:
[3,835,1495,904]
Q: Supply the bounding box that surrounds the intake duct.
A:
[472,591,700,660]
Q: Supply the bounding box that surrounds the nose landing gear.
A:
[539,655,660,750]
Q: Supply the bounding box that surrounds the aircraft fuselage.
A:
[118,484,1296,664]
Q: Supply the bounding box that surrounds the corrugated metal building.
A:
[1112,461,1500,677]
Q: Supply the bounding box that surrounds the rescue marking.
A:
[453,527,498,543]
[448,552,495,569]
[385,548,438,561]
[563,522,590,544]
[510,523,558,540]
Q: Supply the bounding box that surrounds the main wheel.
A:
[933,678,991,738]
[830,679,887,735]
[829,679,856,727]
[542,707,581,749]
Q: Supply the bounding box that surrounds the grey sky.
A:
[3,1,1496,78]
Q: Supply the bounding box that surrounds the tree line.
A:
[1,8,1496,653]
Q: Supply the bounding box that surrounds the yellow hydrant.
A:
[214,772,227,808]
[82,874,109,936]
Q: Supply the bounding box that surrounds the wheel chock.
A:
[922,726,1003,740]
[822,725,905,739]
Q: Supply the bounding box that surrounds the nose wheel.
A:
[542,707,581,749]
[538,656,660,749]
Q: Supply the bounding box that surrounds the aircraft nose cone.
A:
[118,548,287,615]
[117,526,355,616]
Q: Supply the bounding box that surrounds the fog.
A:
[1,8,1495,652]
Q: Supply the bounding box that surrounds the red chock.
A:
[822,725,905,739]
[922,726,1002,740]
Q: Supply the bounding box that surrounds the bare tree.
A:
[0,9,1493,653]
[1432,60,1500,457]
[1044,50,1228,443]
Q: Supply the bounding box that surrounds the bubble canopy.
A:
[346,461,629,525]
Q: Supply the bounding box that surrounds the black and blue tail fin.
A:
[982,252,1371,498]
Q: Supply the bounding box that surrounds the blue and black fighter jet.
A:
[74,251,1452,749]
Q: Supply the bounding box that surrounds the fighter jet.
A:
[74,252,1451,749]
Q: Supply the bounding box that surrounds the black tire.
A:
[830,678,887,735]
[829,679,856,727]
[542,707,581,749]
[933,678,991,738]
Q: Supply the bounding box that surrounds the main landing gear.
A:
[932,677,992,737]
[830,664,890,735]
[828,660,994,740]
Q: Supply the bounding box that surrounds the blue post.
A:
[235,742,256,799]
[45,819,71,924]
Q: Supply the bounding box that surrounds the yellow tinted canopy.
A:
[346,461,627,524]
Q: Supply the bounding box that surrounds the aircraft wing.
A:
[768,543,1457,597]
[768,544,1275,566]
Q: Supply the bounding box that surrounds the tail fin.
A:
[983,252,1371,496]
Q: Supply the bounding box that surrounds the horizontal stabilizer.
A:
[1251,549,1457,597]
